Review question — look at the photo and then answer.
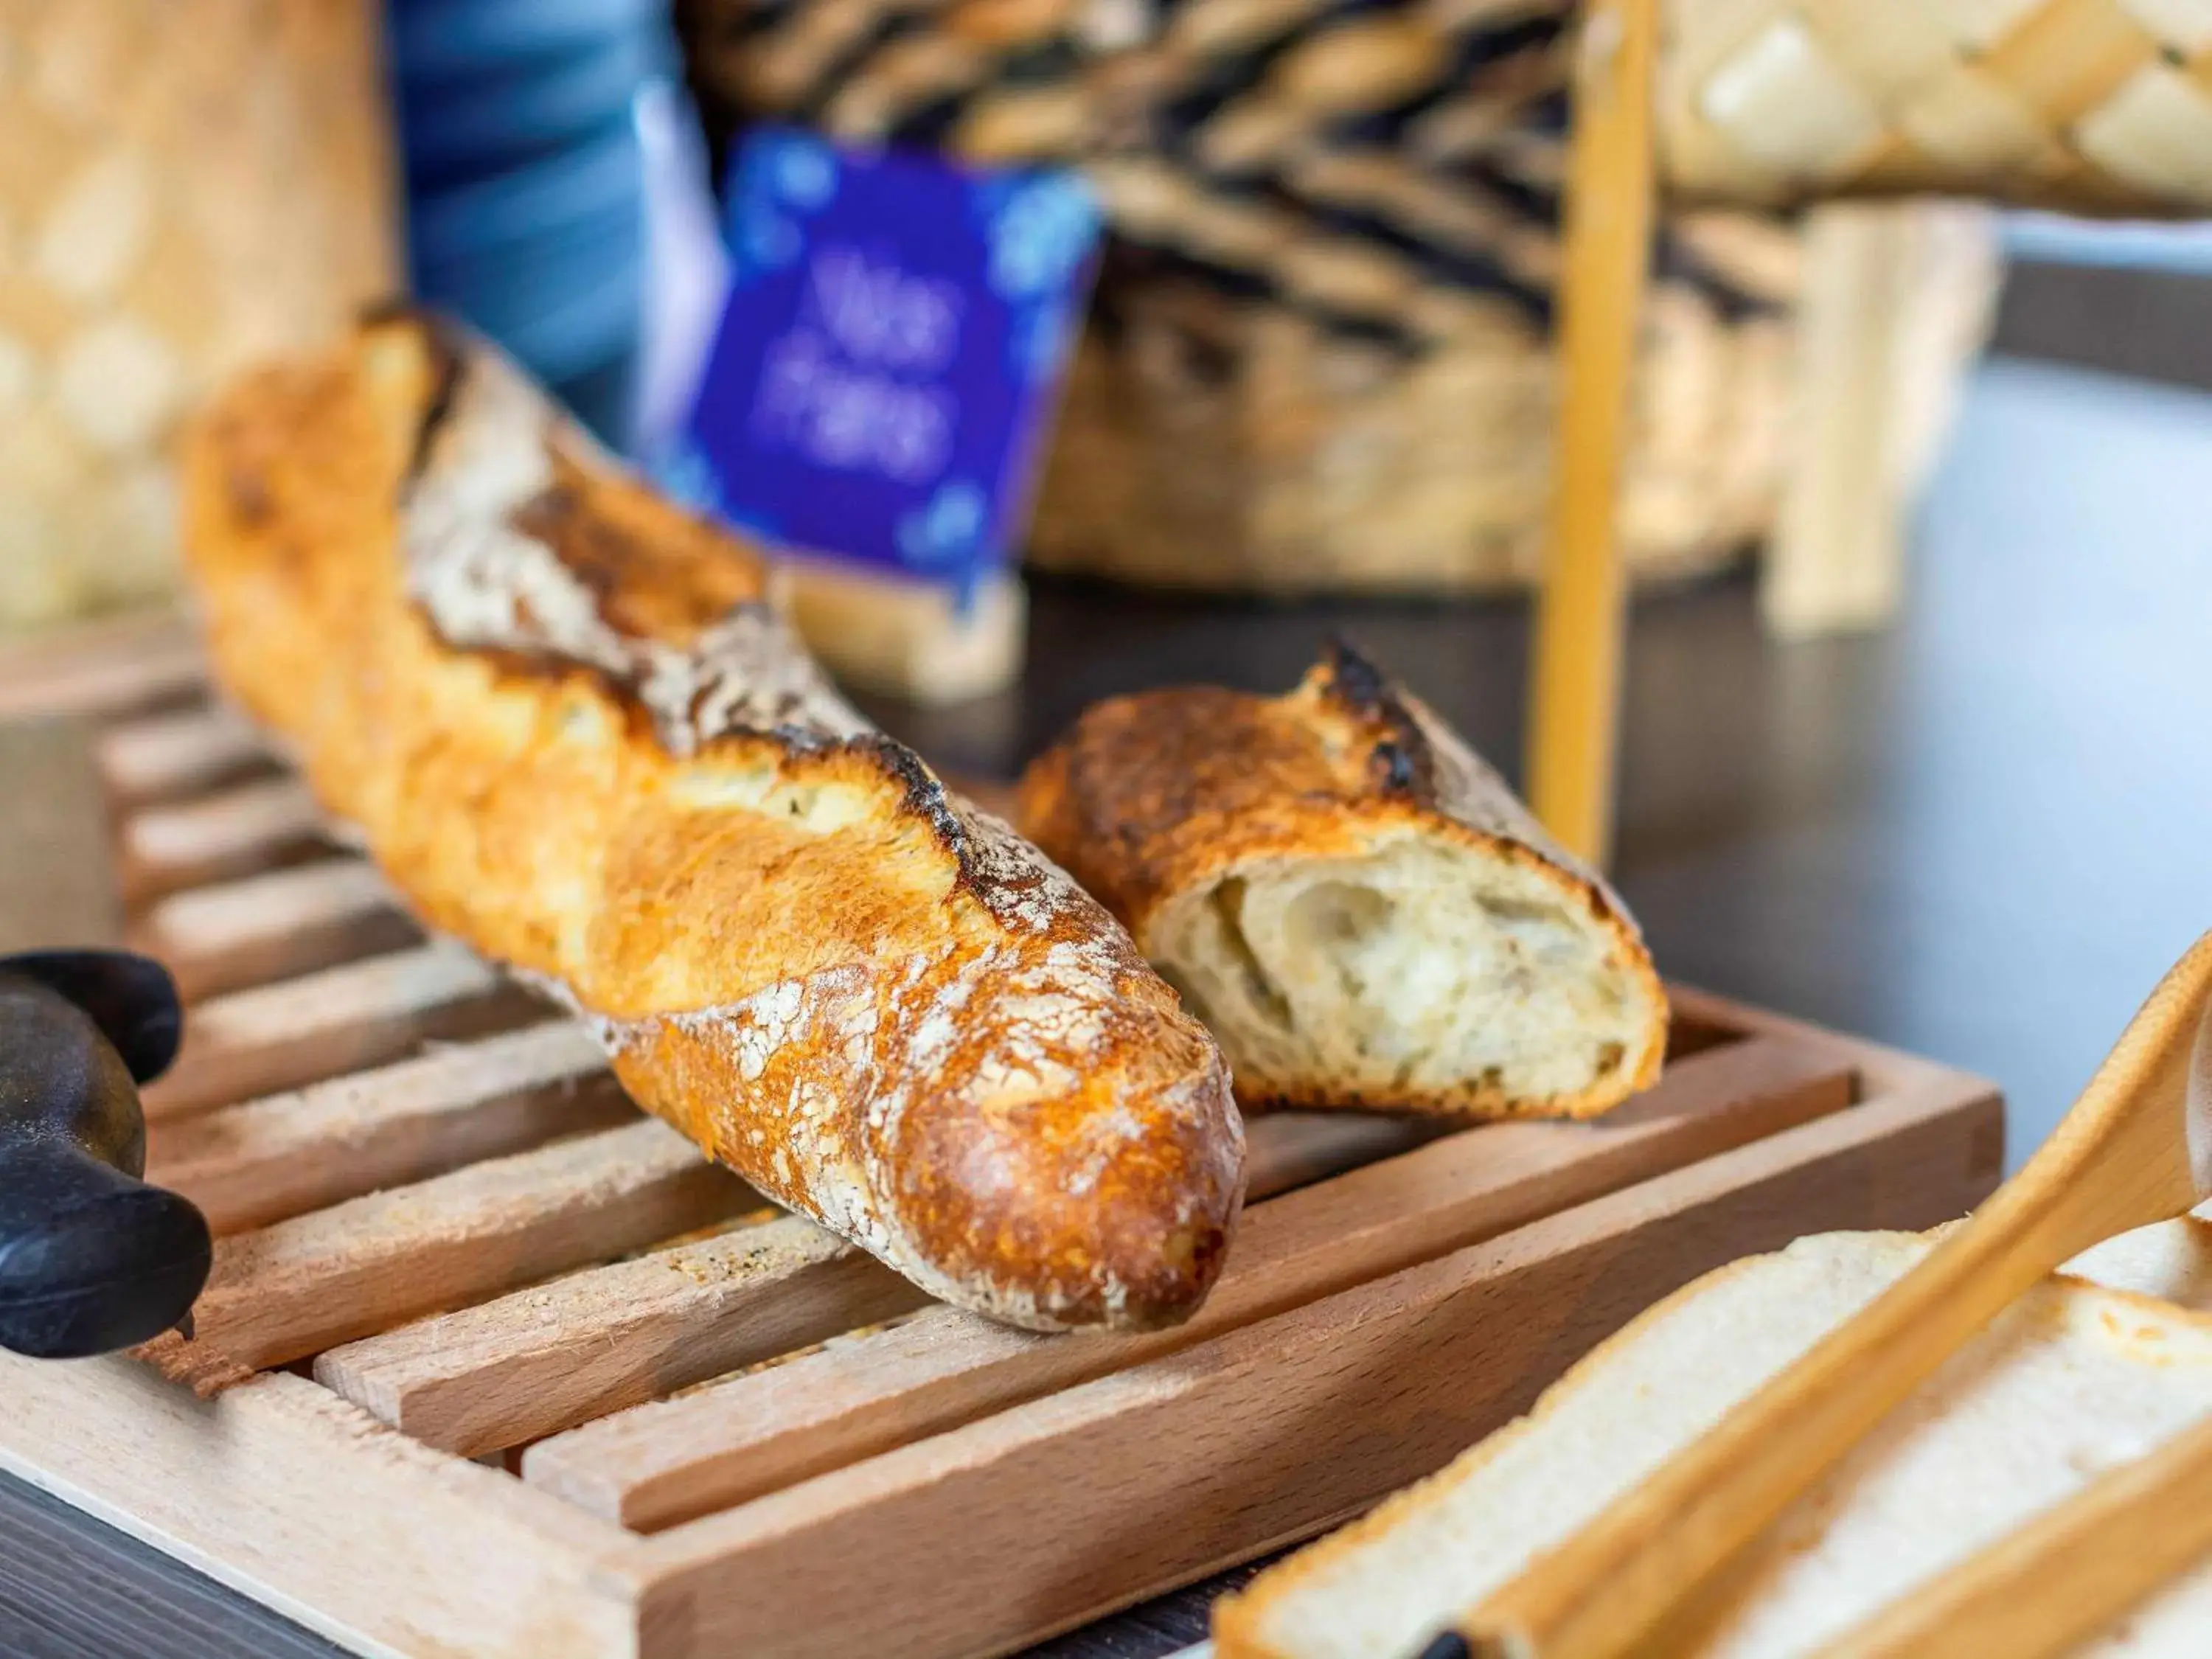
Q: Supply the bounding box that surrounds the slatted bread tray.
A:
[0,613,2006,1659]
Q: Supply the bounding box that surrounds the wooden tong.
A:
[1428,931,2212,1659]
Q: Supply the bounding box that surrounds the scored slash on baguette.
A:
[178,313,1245,1334]
[1017,644,1666,1120]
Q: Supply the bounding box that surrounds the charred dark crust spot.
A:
[1371,739,1419,793]
[433,596,826,744]
[434,636,652,724]
[356,293,426,330]
[436,623,990,886]
[224,464,272,528]
[405,320,465,484]
[498,457,771,643]
[768,731,997,899]
[830,736,1070,925]
[389,321,1002,908]
[838,734,967,852]
[1321,636,1437,801]
[509,484,609,611]
[1321,634,1394,714]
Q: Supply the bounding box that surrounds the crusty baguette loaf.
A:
[178,315,1243,1332]
[1216,1220,2212,1658]
[1016,645,1665,1119]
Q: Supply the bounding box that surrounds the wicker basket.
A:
[676,0,1994,595]
[1026,217,1797,592]
[0,0,397,629]
[1663,0,2212,215]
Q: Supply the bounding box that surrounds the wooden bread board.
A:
[0,615,2006,1659]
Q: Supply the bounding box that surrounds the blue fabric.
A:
[391,0,669,82]
[408,117,641,256]
[399,34,661,186]
[386,0,667,442]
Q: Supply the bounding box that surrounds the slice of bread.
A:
[1216,1217,2212,1658]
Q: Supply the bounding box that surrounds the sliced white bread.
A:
[1217,1217,2212,1659]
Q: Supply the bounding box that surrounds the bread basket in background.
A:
[672,0,1998,597]
[0,1,398,630]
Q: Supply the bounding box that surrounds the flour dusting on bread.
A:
[181,313,1244,1333]
[404,341,869,755]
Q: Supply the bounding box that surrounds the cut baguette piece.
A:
[1216,1218,2212,1659]
[178,314,1243,1334]
[1017,644,1664,1119]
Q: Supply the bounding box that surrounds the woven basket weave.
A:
[1664,0,2212,215]
[1030,229,1795,591]
[0,0,397,628]
[675,0,1992,594]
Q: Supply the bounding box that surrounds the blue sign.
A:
[668,128,1103,602]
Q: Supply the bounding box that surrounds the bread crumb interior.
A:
[1149,831,1649,1108]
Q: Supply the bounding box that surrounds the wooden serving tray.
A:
[0,616,2006,1659]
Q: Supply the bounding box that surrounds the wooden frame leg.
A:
[1762,202,2000,639]
[1526,0,1659,867]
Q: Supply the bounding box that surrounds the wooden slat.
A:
[0,717,122,953]
[1240,1109,1456,1199]
[120,776,327,901]
[317,1216,925,1458]
[148,1022,629,1234]
[133,1118,754,1394]
[1663,984,2011,1146]
[525,1034,1859,1529]
[0,610,2032,1659]
[310,1093,1447,1456]
[627,1073,2003,1659]
[131,858,419,1002]
[0,611,205,723]
[0,1364,649,1659]
[145,941,544,1118]
[96,703,274,807]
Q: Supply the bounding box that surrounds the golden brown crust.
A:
[1016,641,1666,1118]
[179,315,1243,1331]
[509,455,773,644]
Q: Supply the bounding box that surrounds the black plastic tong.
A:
[0,950,209,1357]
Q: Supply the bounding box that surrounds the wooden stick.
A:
[144,940,543,1118]
[1461,931,2212,1659]
[132,1118,754,1394]
[1524,0,1658,865]
[526,1034,1854,1528]
[147,1021,626,1234]
[96,703,273,807]
[1812,1408,2212,1659]
[129,858,417,1002]
[119,776,327,901]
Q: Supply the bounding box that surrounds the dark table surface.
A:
[7,310,2212,1655]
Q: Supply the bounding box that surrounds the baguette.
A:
[1016,646,1664,1119]
[1217,1220,2212,1658]
[178,315,1243,1332]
